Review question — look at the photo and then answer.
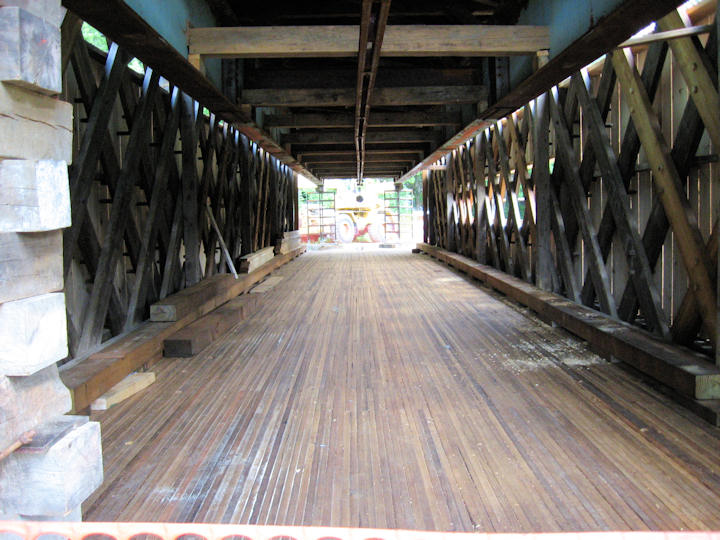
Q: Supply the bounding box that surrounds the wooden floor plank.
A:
[85,248,720,531]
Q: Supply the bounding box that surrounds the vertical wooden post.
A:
[716,0,720,364]
[532,92,553,291]
[180,92,201,286]
[239,135,254,256]
[292,172,299,231]
[445,160,456,252]
[421,169,429,244]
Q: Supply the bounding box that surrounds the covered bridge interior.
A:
[1,0,720,535]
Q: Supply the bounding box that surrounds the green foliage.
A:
[82,23,144,74]
[81,23,108,52]
[403,172,423,209]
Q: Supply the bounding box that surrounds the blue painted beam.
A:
[124,0,221,87]
[509,0,680,88]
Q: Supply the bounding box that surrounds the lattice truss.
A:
[62,33,297,358]
[424,9,718,356]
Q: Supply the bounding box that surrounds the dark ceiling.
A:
[200,0,535,182]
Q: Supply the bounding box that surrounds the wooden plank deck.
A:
[84,248,720,531]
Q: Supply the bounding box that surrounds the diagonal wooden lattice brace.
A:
[617,31,714,327]
[525,97,558,292]
[238,135,255,257]
[549,87,617,317]
[659,10,720,153]
[523,90,579,300]
[459,145,479,259]
[470,134,489,264]
[672,219,718,344]
[572,73,670,338]
[611,48,716,346]
[197,114,221,264]
[582,40,669,311]
[64,42,128,279]
[474,134,500,268]
[495,121,532,282]
[124,86,181,330]
[204,124,233,276]
[484,132,512,274]
[505,113,537,237]
[78,69,161,354]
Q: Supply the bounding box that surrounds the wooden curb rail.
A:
[417,243,720,424]
[60,246,305,412]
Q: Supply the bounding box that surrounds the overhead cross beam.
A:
[241,86,487,107]
[187,25,550,58]
[264,111,462,129]
[355,0,392,183]
[282,129,441,145]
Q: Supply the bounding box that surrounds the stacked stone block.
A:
[0,0,102,522]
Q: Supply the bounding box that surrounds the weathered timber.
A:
[549,88,616,317]
[0,416,102,517]
[241,86,487,107]
[482,0,682,120]
[1,0,64,26]
[658,10,720,153]
[530,96,554,291]
[265,111,461,129]
[417,244,720,400]
[0,293,67,376]
[277,230,302,255]
[62,0,321,185]
[0,6,60,94]
[62,246,305,411]
[0,230,62,304]
[583,40,668,312]
[250,276,284,294]
[180,92,202,286]
[163,295,259,357]
[90,372,156,411]
[572,74,669,338]
[282,129,441,146]
[494,122,531,282]
[188,25,549,57]
[123,87,181,329]
[84,250,720,525]
[77,70,161,355]
[611,49,716,345]
[0,159,69,232]
[0,364,70,450]
[0,83,72,162]
[63,42,128,278]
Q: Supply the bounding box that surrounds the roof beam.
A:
[302,154,415,163]
[242,86,487,107]
[298,149,424,157]
[264,111,462,129]
[355,0,391,181]
[187,25,549,57]
[282,129,442,145]
[245,68,479,89]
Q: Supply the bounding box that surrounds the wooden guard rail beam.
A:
[60,246,305,412]
[416,243,720,425]
[1,522,719,540]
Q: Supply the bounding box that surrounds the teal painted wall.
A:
[124,0,222,87]
[510,0,627,87]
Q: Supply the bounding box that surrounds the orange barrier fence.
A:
[1,523,719,540]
